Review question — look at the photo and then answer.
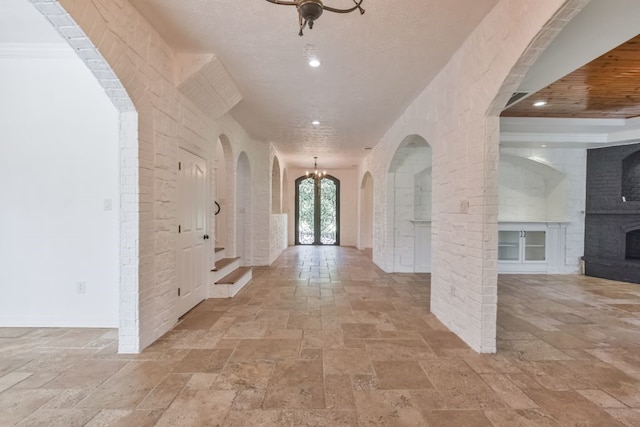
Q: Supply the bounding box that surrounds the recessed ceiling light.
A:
[541,144,547,148]
[309,58,321,67]
[533,100,547,107]
[312,120,320,125]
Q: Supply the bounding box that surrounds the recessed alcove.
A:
[498,154,569,222]
[626,229,640,260]
[622,150,640,202]
[386,134,432,273]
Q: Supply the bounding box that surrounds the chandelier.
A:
[306,157,327,180]
[265,0,365,36]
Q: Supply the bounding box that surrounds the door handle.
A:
[203,234,210,240]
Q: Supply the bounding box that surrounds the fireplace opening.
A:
[626,230,640,260]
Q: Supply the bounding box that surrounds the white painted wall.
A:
[287,168,358,247]
[0,51,120,327]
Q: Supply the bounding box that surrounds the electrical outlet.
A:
[103,199,113,211]
[76,281,86,294]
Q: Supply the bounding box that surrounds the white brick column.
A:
[369,0,588,353]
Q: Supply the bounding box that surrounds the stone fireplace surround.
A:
[585,143,640,284]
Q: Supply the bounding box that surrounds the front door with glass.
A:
[295,175,340,245]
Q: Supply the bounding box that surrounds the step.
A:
[216,267,251,285]
[214,247,225,262]
[210,257,240,284]
[209,267,252,298]
[212,257,239,272]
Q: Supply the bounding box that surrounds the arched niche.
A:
[622,150,640,202]
[498,154,569,222]
[386,134,432,272]
[359,172,374,251]
[271,156,282,213]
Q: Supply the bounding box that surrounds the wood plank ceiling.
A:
[502,34,640,119]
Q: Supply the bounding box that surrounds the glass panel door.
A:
[295,175,340,245]
[524,231,546,261]
[320,178,337,244]
[498,231,520,261]
[297,177,315,244]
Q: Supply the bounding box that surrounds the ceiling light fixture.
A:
[533,100,547,107]
[312,120,320,125]
[265,0,365,36]
[309,58,321,67]
[305,156,327,180]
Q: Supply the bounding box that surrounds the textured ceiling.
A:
[129,0,499,168]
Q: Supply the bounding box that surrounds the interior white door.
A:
[177,148,208,317]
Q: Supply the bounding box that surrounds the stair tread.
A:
[215,267,251,285]
[212,257,240,271]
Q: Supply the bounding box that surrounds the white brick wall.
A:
[361,0,588,353]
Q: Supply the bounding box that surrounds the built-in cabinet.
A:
[498,222,567,273]
[409,221,567,274]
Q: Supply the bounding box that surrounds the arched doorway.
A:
[295,174,340,245]
[271,156,281,214]
[236,152,252,265]
[215,135,233,253]
[386,135,432,272]
[359,172,374,253]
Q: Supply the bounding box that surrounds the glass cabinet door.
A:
[498,231,520,261]
[524,231,546,261]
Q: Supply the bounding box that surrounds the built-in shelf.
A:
[498,222,567,273]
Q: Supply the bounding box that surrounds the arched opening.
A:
[359,172,374,255]
[386,135,432,272]
[282,168,290,216]
[1,2,138,351]
[295,175,340,245]
[215,135,234,253]
[236,152,252,265]
[271,156,282,214]
[486,1,591,353]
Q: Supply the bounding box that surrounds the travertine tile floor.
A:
[1,246,640,426]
